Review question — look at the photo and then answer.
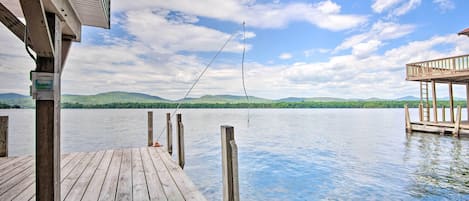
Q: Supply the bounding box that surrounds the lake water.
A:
[0,109,468,200]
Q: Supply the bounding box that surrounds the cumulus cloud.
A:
[113,0,367,31]
[124,9,252,54]
[335,21,414,55]
[279,53,293,60]
[352,40,382,58]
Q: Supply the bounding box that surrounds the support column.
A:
[36,13,62,201]
[449,82,454,123]
[467,83,469,121]
[432,80,438,123]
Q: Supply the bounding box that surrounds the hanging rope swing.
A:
[154,22,249,143]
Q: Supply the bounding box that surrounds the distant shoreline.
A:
[1,100,466,109]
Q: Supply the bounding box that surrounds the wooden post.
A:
[166,113,173,155]
[35,12,62,201]
[418,103,423,122]
[453,105,462,137]
[466,83,469,120]
[0,116,7,157]
[147,111,153,146]
[442,105,446,122]
[432,80,438,122]
[449,82,454,123]
[405,104,412,133]
[221,125,239,201]
[230,140,239,201]
[177,114,185,169]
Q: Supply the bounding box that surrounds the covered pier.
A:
[405,52,469,137]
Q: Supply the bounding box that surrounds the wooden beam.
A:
[467,83,469,121]
[177,114,184,169]
[405,104,411,133]
[449,82,454,123]
[432,80,438,123]
[166,113,173,155]
[0,2,33,49]
[0,116,7,157]
[42,0,82,41]
[148,111,153,146]
[35,12,61,201]
[19,0,54,57]
[221,125,239,201]
[61,38,72,68]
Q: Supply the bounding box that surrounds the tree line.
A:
[59,100,468,109]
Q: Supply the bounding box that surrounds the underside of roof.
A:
[0,0,110,29]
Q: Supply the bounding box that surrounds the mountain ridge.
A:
[0,92,463,108]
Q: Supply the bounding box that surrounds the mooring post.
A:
[449,82,454,123]
[148,111,153,146]
[177,114,185,169]
[221,125,240,201]
[0,116,8,157]
[432,80,438,123]
[405,104,412,133]
[442,105,446,122]
[418,103,423,122]
[453,105,462,137]
[166,113,173,155]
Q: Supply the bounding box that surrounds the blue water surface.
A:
[1,108,468,200]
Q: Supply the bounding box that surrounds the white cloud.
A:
[391,0,421,17]
[433,0,455,12]
[336,21,414,53]
[279,53,293,60]
[371,0,421,17]
[304,48,331,57]
[113,0,367,31]
[372,0,403,13]
[124,9,251,54]
[352,40,382,58]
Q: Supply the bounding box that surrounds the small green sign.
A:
[35,80,53,90]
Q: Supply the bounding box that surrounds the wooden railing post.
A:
[405,104,412,133]
[418,103,423,122]
[177,114,185,169]
[453,106,462,137]
[166,113,173,155]
[148,111,153,146]
[0,116,7,157]
[442,105,446,122]
[221,125,239,201]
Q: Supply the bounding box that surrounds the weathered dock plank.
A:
[148,147,185,201]
[140,147,167,201]
[82,150,114,201]
[0,147,206,201]
[132,148,150,201]
[116,149,132,201]
[98,149,122,201]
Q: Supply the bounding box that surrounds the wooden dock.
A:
[410,121,469,137]
[0,147,207,201]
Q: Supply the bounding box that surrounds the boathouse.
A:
[405,28,469,137]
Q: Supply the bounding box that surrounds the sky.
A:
[1,0,469,100]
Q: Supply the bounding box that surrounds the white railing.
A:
[406,54,469,79]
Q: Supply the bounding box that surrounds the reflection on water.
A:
[0,109,468,200]
[404,133,469,200]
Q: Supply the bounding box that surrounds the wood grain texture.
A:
[0,147,206,201]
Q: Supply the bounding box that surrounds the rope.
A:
[156,30,238,141]
[241,21,250,125]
